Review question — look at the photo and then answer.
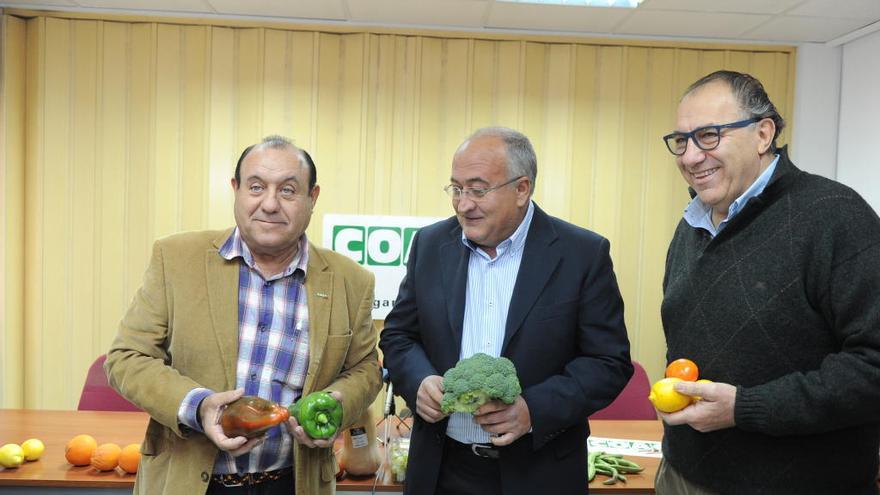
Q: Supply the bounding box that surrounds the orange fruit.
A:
[118,443,141,474]
[648,377,692,413]
[65,434,98,466]
[90,443,121,471]
[665,358,699,382]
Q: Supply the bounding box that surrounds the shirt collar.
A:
[219,227,309,279]
[461,200,535,259]
[683,154,780,236]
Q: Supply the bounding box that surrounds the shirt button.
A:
[250,373,257,381]
[201,472,209,482]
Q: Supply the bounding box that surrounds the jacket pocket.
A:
[141,421,172,456]
[532,298,579,323]
[313,331,353,387]
[325,331,353,353]
[554,431,580,459]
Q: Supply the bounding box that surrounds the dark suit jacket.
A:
[379,204,632,495]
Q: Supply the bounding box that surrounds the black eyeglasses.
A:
[443,176,524,201]
[662,117,761,156]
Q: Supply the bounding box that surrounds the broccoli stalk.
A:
[440,353,522,414]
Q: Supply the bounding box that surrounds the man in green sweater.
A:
[656,70,880,494]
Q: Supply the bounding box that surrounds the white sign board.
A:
[323,214,445,319]
[587,436,663,458]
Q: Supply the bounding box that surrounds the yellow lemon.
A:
[21,439,45,461]
[692,379,713,402]
[648,377,692,413]
[0,443,25,468]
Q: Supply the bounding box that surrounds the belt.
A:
[211,466,293,487]
[447,437,500,460]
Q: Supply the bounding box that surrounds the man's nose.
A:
[678,137,706,169]
[260,193,280,212]
[455,193,478,212]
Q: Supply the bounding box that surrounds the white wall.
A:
[837,29,880,214]
[791,43,841,180]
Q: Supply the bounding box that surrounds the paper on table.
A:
[588,436,663,458]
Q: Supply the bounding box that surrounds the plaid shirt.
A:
[178,228,311,474]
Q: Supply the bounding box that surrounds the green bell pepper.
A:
[288,391,343,439]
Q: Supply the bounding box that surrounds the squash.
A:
[338,407,382,476]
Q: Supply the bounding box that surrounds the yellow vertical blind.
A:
[1,14,27,408]
[0,12,795,409]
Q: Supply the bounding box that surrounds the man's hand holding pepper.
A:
[287,390,343,448]
[199,388,267,456]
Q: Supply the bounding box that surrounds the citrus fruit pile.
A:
[0,439,44,469]
[648,358,711,413]
[65,434,141,474]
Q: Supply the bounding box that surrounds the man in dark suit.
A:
[379,127,633,495]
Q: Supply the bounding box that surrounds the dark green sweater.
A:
[661,147,880,494]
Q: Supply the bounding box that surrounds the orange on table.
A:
[65,434,98,466]
[118,443,141,474]
[665,358,699,382]
[90,443,121,472]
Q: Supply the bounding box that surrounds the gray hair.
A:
[461,126,537,194]
[258,134,294,151]
[683,70,786,151]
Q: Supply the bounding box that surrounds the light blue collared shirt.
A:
[683,154,779,236]
[446,201,535,444]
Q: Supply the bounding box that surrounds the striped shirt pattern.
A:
[178,228,311,474]
[446,201,534,444]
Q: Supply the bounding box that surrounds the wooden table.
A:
[0,409,663,494]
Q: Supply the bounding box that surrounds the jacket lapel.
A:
[206,229,240,390]
[303,243,332,394]
[440,224,469,358]
[502,206,560,353]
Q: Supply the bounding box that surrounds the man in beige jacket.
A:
[105,135,382,495]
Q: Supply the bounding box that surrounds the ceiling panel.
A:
[0,0,878,43]
[0,0,77,6]
[487,3,633,32]
[347,0,489,27]
[77,0,212,13]
[615,10,769,38]
[741,15,869,42]
[206,0,347,20]
[788,0,880,20]
[639,0,803,15]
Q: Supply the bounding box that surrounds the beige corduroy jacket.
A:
[105,228,382,495]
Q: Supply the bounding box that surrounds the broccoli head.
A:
[440,353,522,414]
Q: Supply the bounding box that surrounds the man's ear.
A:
[516,178,531,207]
[756,118,776,154]
[231,178,239,190]
[309,184,321,210]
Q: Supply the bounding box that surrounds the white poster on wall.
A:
[323,214,445,319]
